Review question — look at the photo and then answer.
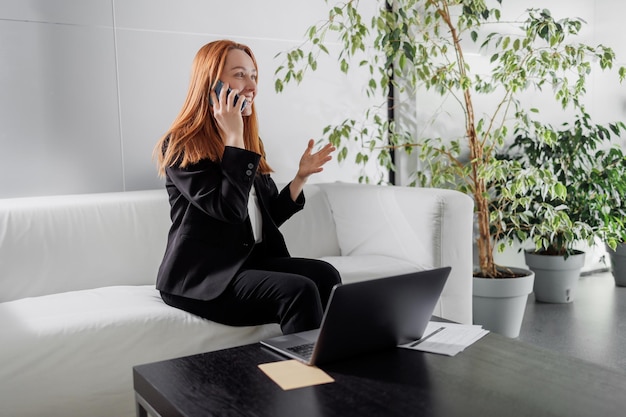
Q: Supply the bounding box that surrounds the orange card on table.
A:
[258,360,334,390]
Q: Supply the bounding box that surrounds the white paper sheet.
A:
[399,321,489,356]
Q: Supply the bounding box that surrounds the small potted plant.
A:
[495,113,625,301]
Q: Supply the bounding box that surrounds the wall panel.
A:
[0,15,122,197]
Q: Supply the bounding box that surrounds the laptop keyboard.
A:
[286,342,315,360]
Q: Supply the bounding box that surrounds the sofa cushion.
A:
[0,286,280,417]
[321,183,436,269]
[280,184,341,258]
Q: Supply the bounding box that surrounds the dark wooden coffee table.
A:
[133,332,626,417]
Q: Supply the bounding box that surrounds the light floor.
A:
[517,270,626,372]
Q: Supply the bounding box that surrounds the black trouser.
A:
[160,247,342,334]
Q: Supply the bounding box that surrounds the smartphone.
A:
[212,80,247,112]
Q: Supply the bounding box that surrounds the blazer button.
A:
[247,163,254,169]
[245,170,252,176]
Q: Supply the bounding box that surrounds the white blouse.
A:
[247,186,263,243]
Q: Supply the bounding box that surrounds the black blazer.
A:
[156,146,304,301]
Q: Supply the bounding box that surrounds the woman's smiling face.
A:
[221,48,257,116]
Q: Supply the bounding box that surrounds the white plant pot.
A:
[473,268,535,338]
[606,243,626,287]
[524,250,585,303]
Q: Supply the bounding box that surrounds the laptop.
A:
[260,266,451,366]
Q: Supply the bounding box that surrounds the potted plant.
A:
[590,144,626,286]
[606,242,626,287]
[274,0,624,336]
[494,113,625,302]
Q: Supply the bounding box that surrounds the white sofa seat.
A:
[0,182,473,417]
[319,255,420,282]
[1,285,278,417]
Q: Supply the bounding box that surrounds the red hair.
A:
[154,40,271,177]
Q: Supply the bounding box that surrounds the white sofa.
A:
[0,182,473,417]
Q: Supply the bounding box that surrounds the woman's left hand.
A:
[289,139,335,201]
[297,139,335,181]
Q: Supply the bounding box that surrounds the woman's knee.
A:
[322,261,342,285]
[306,259,342,287]
[281,274,320,301]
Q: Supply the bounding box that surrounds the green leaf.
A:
[399,54,406,70]
[340,59,349,73]
[339,147,348,162]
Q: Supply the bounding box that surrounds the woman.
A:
[153,40,341,335]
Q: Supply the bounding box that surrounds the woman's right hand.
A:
[210,82,245,149]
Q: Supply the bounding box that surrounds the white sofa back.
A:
[0,190,170,302]
[0,183,473,324]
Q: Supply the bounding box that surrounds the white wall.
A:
[0,0,378,198]
[1,1,625,199]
